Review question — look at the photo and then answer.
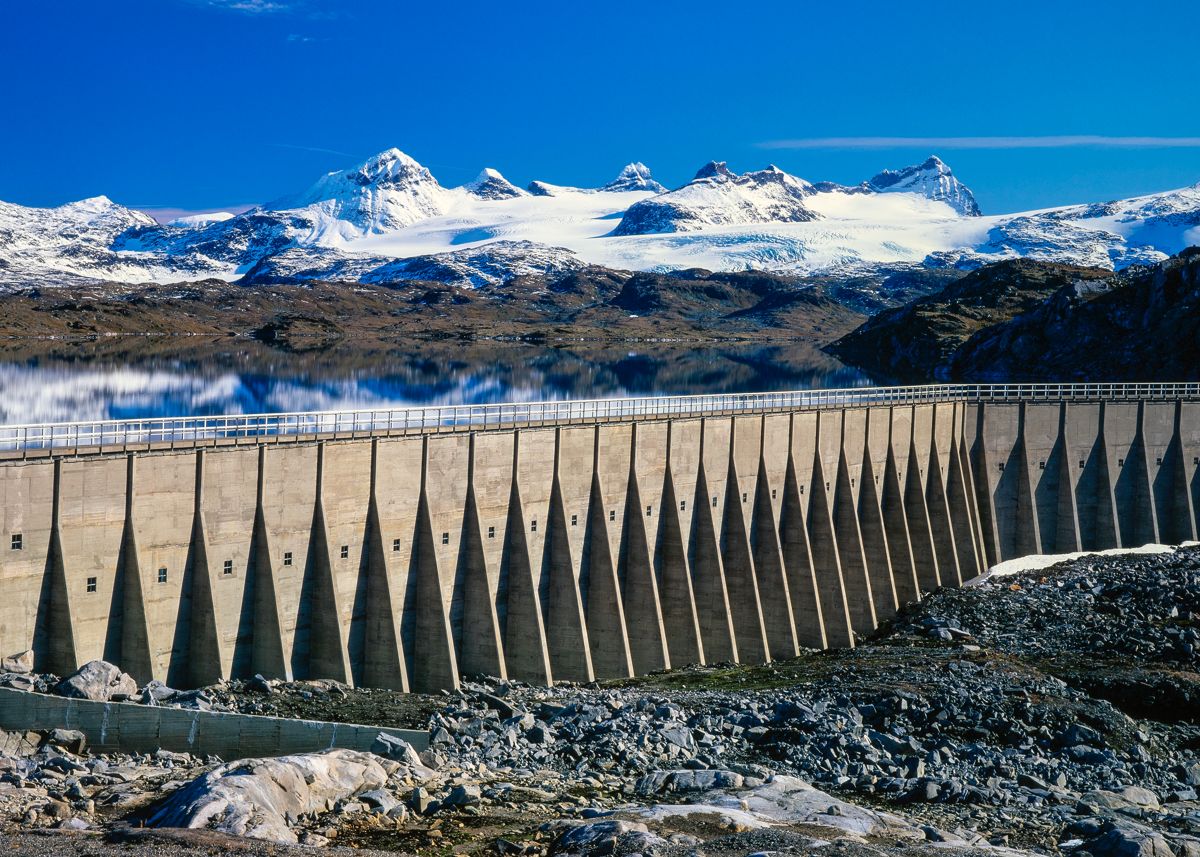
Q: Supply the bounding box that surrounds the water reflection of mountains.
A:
[0,338,872,423]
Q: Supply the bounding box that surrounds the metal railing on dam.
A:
[0,383,1197,695]
[2,382,1198,457]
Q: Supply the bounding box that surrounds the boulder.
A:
[371,732,423,766]
[1088,825,1174,857]
[1,650,34,674]
[552,819,666,856]
[145,749,390,844]
[54,660,138,702]
[635,769,744,795]
[46,724,87,748]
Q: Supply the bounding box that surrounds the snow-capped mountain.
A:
[267,147,456,239]
[864,156,980,216]
[0,147,1197,293]
[614,162,819,235]
[464,168,526,201]
[600,162,666,194]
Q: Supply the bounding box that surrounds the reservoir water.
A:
[0,338,873,425]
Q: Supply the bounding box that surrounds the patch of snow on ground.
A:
[969,542,1198,585]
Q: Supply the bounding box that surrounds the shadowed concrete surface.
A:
[1,390,1197,692]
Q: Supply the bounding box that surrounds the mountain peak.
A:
[601,162,666,193]
[269,146,451,231]
[464,168,526,200]
[694,161,737,182]
[349,148,436,188]
[866,155,980,216]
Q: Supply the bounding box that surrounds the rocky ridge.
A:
[829,248,1200,381]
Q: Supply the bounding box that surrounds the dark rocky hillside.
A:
[826,258,1111,380]
[0,266,863,348]
[829,248,1200,382]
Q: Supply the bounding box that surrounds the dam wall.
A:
[0,386,1197,693]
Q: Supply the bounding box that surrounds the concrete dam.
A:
[0,383,1197,694]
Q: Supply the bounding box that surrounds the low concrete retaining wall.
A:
[0,688,428,757]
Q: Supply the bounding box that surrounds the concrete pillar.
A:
[925,404,962,587]
[744,417,799,660]
[880,408,920,606]
[1105,402,1158,547]
[806,412,855,646]
[658,419,705,668]
[501,430,554,685]
[186,452,223,688]
[309,442,370,684]
[363,437,426,691]
[719,418,771,664]
[901,406,941,592]
[1179,402,1200,538]
[1144,401,1193,544]
[946,403,986,580]
[543,426,595,682]
[0,460,68,675]
[858,408,899,618]
[410,436,461,693]
[622,422,671,674]
[828,410,877,636]
[585,425,635,678]
[967,404,1001,568]
[454,432,510,683]
[257,445,319,679]
[1062,403,1115,551]
[688,418,739,663]
[978,403,1032,562]
[779,413,828,650]
[195,447,259,682]
[127,452,198,685]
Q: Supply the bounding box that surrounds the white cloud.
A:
[757,136,1200,150]
[189,0,291,14]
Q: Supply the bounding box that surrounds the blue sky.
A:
[3,0,1199,216]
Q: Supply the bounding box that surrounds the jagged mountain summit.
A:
[865,156,981,216]
[464,168,527,200]
[614,162,819,235]
[600,162,666,193]
[526,161,666,197]
[0,147,1196,292]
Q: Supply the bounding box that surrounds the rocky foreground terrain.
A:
[3,545,1200,856]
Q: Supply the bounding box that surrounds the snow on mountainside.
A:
[614,162,818,235]
[0,148,1197,293]
[600,162,666,194]
[268,147,456,239]
[464,168,527,200]
[865,155,980,216]
[0,196,169,284]
[165,211,236,228]
[239,240,584,289]
[526,162,666,197]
